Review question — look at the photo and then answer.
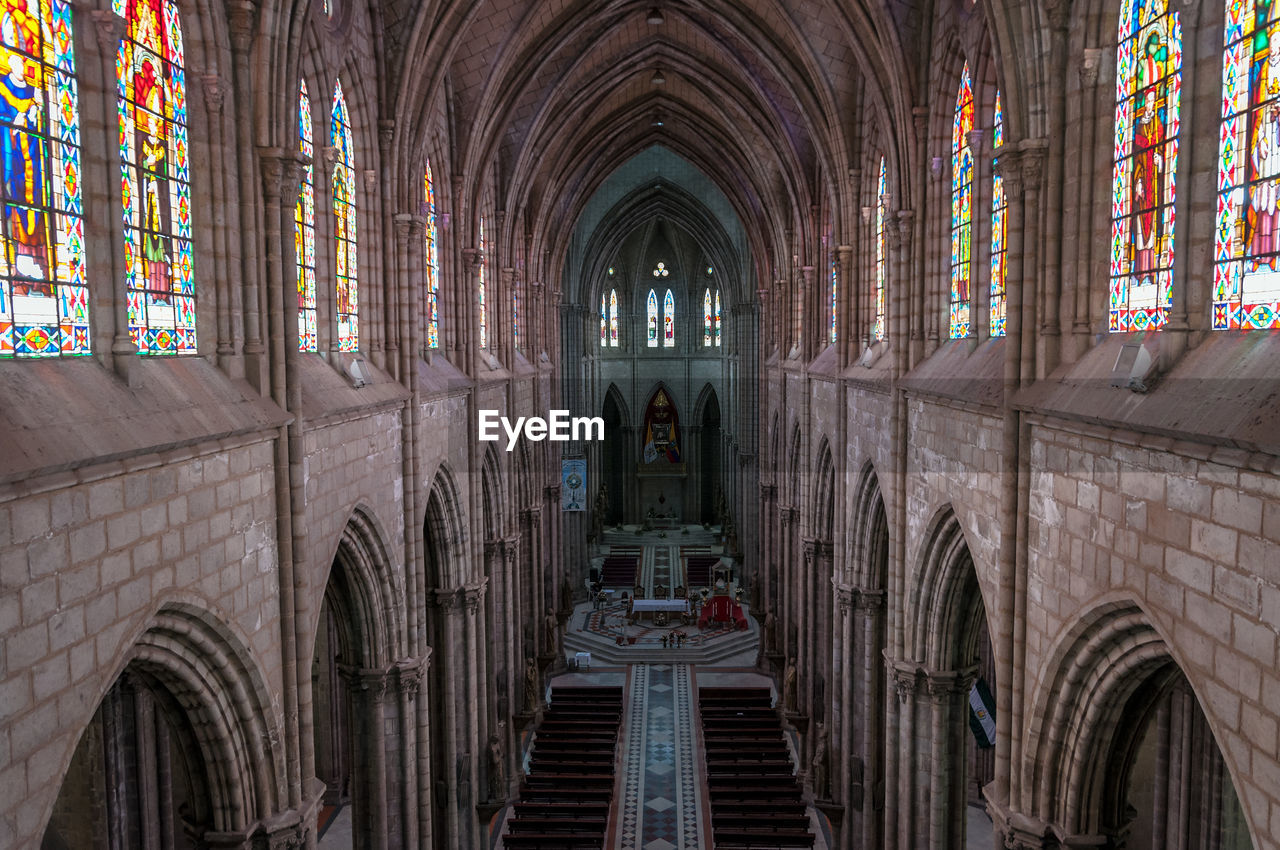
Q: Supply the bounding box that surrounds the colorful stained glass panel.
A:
[331,79,357,350]
[951,63,975,339]
[609,288,618,345]
[0,0,89,356]
[425,159,438,347]
[296,81,316,351]
[118,0,194,354]
[703,287,712,346]
[991,91,1008,338]
[647,288,657,346]
[874,156,887,341]
[1214,0,1280,329]
[1109,0,1181,332]
[663,288,674,347]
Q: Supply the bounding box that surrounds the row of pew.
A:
[699,687,815,849]
[502,686,623,849]
[601,554,640,586]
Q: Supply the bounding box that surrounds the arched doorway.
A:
[43,672,214,849]
[903,509,997,850]
[1029,604,1254,850]
[311,511,399,848]
[698,387,721,524]
[601,387,626,524]
[42,605,281,849]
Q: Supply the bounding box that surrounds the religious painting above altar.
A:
[642,387,681,463]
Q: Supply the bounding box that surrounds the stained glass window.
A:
[647,288,657,346]
[714,290,721,346]
[478,215,487,348]
[1215,0,1280,329]
[663,288,674,346]
[296,81,316,351]
[703,287,712,346]
[513,288,520,350]
[118,0,193,354]
[990,91,1008,338]
[1110,0,1181,331]
[425,159,439,348]
[331,79,357,350]
[600,291,607,345]
[0,0,87,356]
[874,156,887,341]
[608,288,618,345]
[830,257,838,344]
[950,63,975,339]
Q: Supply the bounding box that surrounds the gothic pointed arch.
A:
[423,464,467,591]
[910,506,990,671]
[42,603,285,845]
[1026,601,1255,847]
[811,438,835,542]
[850,461,889,590]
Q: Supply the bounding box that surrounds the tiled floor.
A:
[617,664,704,850]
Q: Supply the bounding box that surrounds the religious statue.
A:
[487,734,505,801]
[559,575,574,614]
[783,657,798,714]
[714,486,727,526]
[764,610,777,653]
[592,484,608,539]
[543,608,558,654]
[811,722,829,801]
[523,658,539,713]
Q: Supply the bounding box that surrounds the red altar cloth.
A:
[698,596,748,630]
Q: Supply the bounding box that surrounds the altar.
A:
[629,598,690,625]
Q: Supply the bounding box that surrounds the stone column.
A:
[394,660,425,850]
[1071,50,1104,359]
[433,589,462,848]
[89,12,134,382]
[834,584,854,810]
[341,665,389,849]
[201,74,237,371]
[837,244,855,367]
[891,665,919,850]
[857,590,887,850]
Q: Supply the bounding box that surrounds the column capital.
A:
[378,118,395,150]
[433,586,464,611]
[201,73,229,115]
[339,664,391,700]
[1018,139,1050,187]
[463,247,483,271]
[89,9,123,50]
[891,664,919,704]
[853,588,886,612]
[759,483,778,501]
[1080,48,1103,87]
[227,0,257,53]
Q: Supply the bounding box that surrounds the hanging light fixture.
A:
[646,7,664,25]
[651,68,666,86]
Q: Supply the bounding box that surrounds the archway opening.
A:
[42,672,212,849]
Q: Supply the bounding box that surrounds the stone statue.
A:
[592,484,608,538]
[783,657,798,714]
[811,722,829,801]
[543,608,558,654]
[523,658,539,713]
[487,734,506,801]
[559,575,574,614]
[764,610,777,653]
[714,486,727,526]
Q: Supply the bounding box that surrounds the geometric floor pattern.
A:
[616,663,703,850]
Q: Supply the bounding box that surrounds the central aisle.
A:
[616,664,705,850]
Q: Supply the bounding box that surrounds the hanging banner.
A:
[968,677,996,749]
[561,459,586,511]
